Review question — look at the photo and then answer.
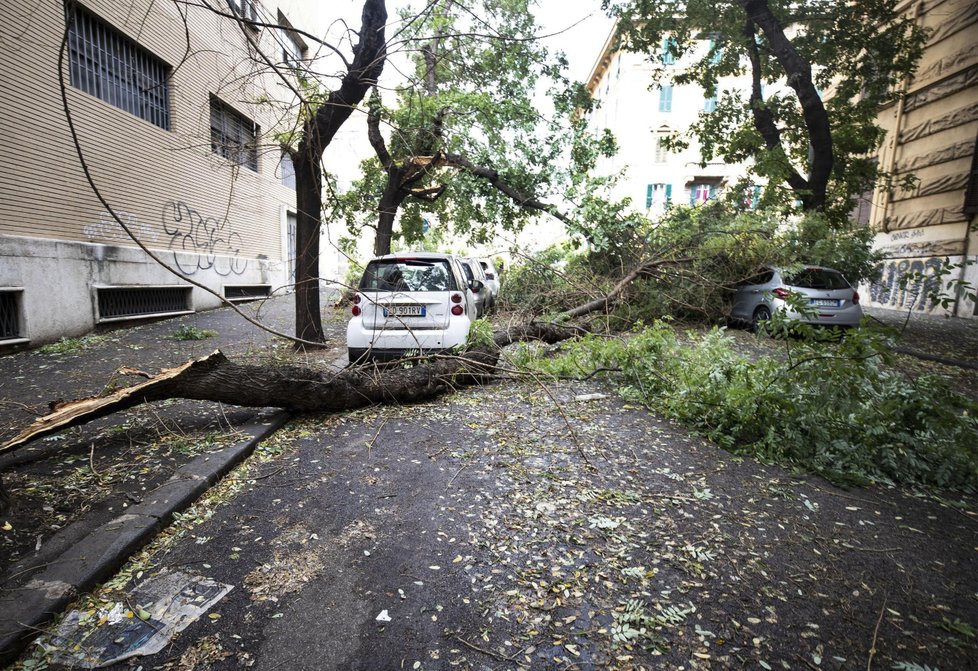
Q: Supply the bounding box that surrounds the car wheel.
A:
[751,305,771,333]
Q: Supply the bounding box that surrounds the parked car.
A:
[347,252,480,363]
[730,266,863,331]
[478,259,501,307]
[459,257,491,317]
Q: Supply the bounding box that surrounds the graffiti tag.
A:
[869,257,944,312]
[161,200,247,277]
[84,210,159,245]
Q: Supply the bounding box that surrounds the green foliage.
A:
[171,325,217,341]
[464,318,495,348]
[519,322,978,491]
[38,335,110,354]
[605,0,928,221]
[333,0,606,256]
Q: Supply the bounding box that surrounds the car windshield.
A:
[784,268,850,290]
[360,259,454,292]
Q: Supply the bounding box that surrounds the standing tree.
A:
[336,0,585,257]
[286,0,388,344]
[604,0,926,219]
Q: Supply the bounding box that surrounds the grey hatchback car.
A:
[731,266,863,331]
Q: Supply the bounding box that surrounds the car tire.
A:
[751,305,771,333]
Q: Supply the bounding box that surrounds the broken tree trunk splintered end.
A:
[0,321,587,456]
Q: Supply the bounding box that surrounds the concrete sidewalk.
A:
[0,294,344,665]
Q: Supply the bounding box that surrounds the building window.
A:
[745,184,763,210]
[280,150,296,189]
[210,96,259,171]
[654,135,671,163]
[661,37,677,65]
[708,37,722,65]
[659,85,673,113]
[646,183,672,209]
[282,31,304,65]
[690,182,718,205]
[704,96,717,112]
[66,3,170,130]
[227,0,258,22]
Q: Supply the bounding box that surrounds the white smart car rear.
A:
[347,253,479,363]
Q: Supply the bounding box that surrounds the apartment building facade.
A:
[866,0,977,318]
[0,0,307,346]
[585,29,759,219]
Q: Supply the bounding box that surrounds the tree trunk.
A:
[738,0,832,210]
[291,0,388,344]
[293,149,326,345]
[374,166,408,256]
[0,323,577,455]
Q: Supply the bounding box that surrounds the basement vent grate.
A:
[97,286,192,321]
[0,291,22,340]
[224,284,272,302]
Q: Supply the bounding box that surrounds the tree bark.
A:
[0,254,664,455]
[0,323,577,455]
[292,0,387,344]
[737,0,833,210]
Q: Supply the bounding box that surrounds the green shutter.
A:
[646,184,654,209]
[665,184,672,203]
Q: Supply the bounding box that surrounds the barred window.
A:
[66,3,170,129]
[210,96,259,171]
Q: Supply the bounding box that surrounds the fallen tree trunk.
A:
[1,322,578,455]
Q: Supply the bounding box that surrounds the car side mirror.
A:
[469,279,484,292]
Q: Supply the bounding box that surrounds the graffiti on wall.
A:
[870,257,945,312]
[84,210,160,245]
[161,200,247,277]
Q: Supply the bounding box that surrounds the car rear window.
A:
[784,268,851,290]
[360,259,456,292]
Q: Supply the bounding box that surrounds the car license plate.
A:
[810,298,840,307]
[384,305,425,317]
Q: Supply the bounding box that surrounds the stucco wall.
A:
[0,0,302,344]
[867,0,978,317]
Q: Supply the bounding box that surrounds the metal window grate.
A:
[0,292,21,340]
[210,96,259,171]
[97,287,191,321]
[66,3,170,130]
[224,285,271,301]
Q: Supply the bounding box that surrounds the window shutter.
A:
[665,184,672,203]
[646,184,654,209]
[689,187,696,206]
[708,184,717,200]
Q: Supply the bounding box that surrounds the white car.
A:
[347,252,482,363]
[478,259,500,306]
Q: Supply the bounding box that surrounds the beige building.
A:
[866,0,977,318]
[0,0,308,345]
[585,28,761,219]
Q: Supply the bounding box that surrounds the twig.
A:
[867,594,887,671]
[451,634,518,662]
[447,464,467,489]
[426,445,450,458]
[88,441,104,484]
[367,417,387,456]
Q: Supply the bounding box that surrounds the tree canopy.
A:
[604,0,927,220]
[335,0,594,256]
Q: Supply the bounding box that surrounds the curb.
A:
[0,410,290,667]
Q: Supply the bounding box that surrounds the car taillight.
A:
[772,287,791,300]
[353,294,361,304]
[451,293,462,303]
[451,305,464,316]
[852,291,860,305]
[351,305,361,316]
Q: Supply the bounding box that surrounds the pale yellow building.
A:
[867,0,977,318]
[0,0,308,345]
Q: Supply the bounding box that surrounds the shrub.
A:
[519,322,978,491]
